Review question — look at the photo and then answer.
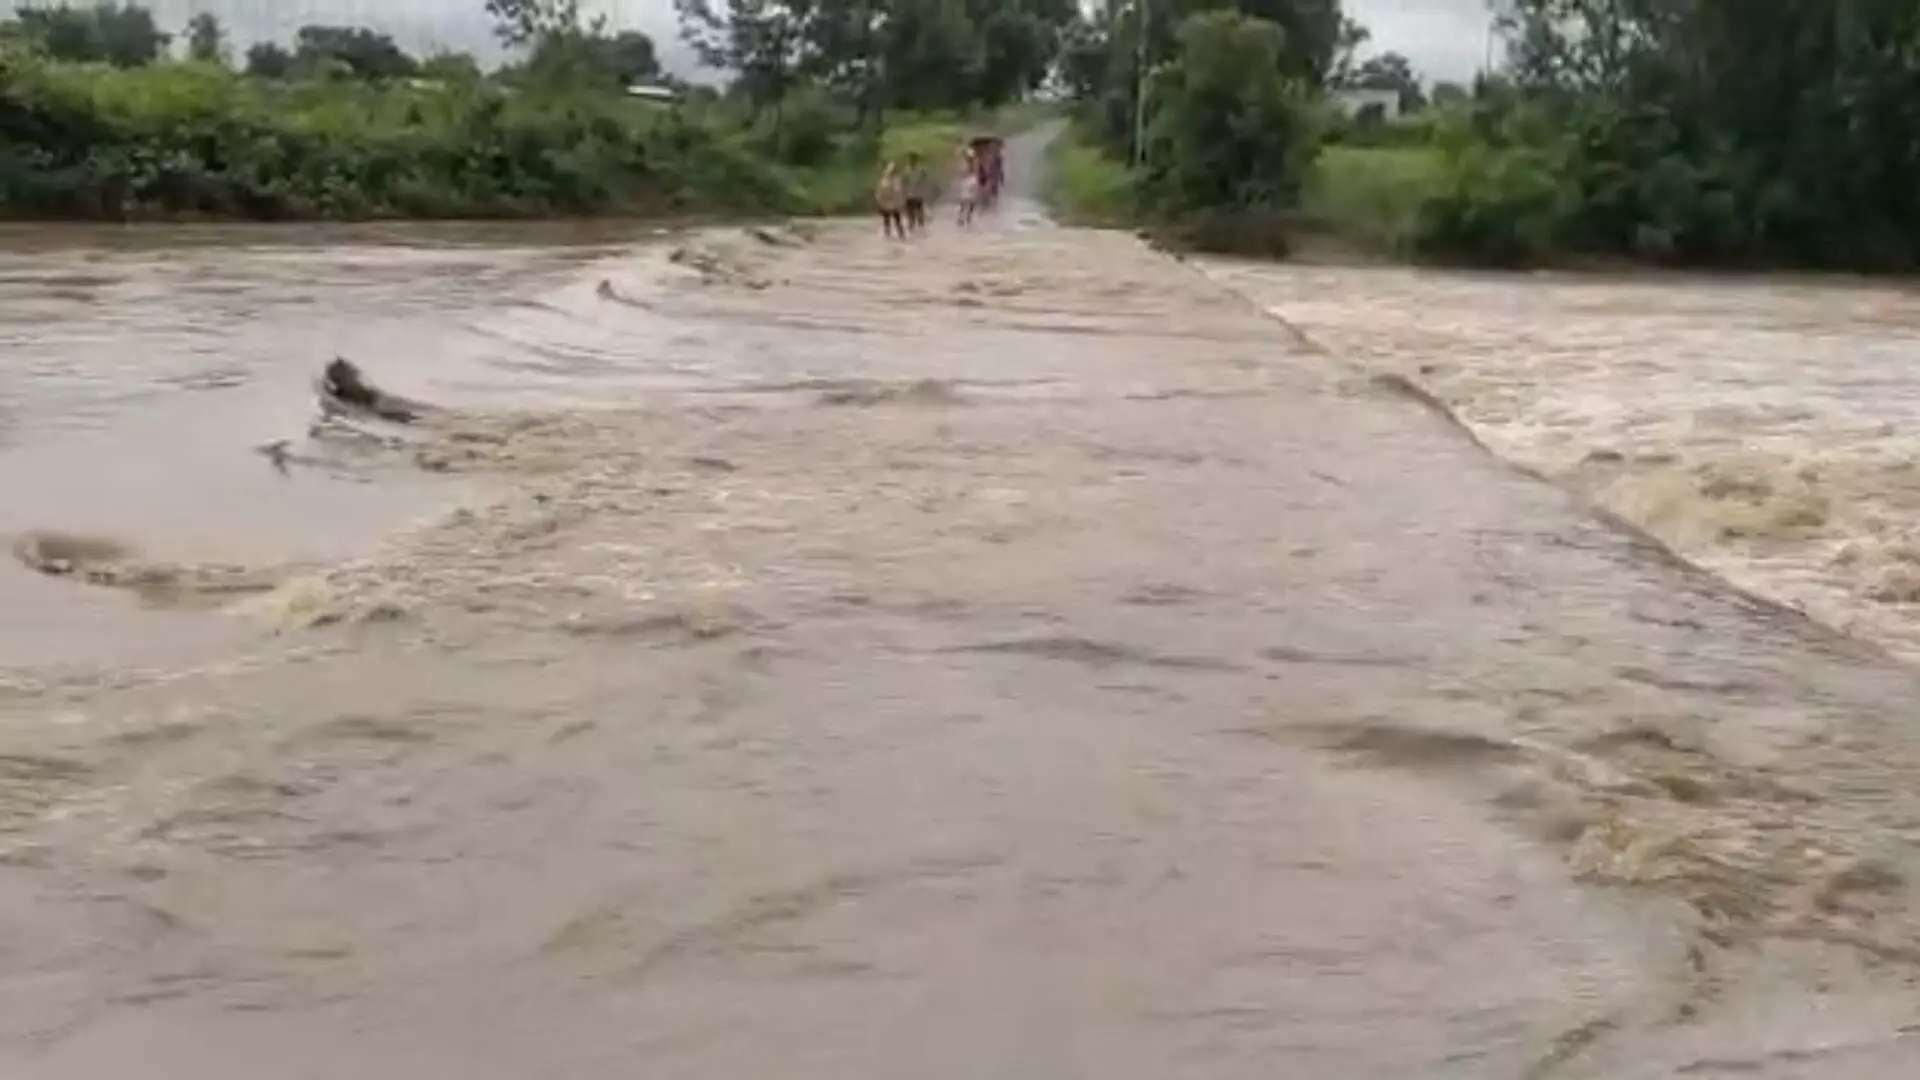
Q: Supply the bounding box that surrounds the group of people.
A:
[874,140,1005,240]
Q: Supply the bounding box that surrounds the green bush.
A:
[1300,144,1445,254]
[746,84,849,168]
[0,51,816,220]
[777,111,970,215]
[1042,121,1136,226]
[1404,98,1765,268]
[1411,140,1571,267]
[1136,11,1321,218]
[1148,207,1291,258]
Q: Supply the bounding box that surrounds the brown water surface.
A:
[3,154,1920,1076]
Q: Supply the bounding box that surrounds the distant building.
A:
[625,83,683,105]
[1329,87,1401,122]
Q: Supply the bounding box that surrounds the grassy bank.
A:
[0,48,1012,223]
[1298,144,1445,257]
[0,54,791,220]
[1041,123,1135,228]
[1040,113,1456,261]
[788,112,973,214]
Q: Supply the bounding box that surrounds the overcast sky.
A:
[12,1,1500,82]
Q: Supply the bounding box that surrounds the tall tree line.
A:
[1058,0,1370,159]
[0,1,665,92]
[1467,0,1920,267]
[673,0,1077,116]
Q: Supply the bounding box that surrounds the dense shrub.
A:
[1136,11,1320,218]
[1048,10,1321,254]
[0,50,807,220]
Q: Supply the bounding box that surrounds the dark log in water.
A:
[320,357,429,424]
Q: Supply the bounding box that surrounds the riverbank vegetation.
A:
[1051,0,1920,272]
[0,0,1070,221]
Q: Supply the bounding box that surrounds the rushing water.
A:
[1205,261,1920,664]
[4,165,1920,1075]
[0,221,692,670]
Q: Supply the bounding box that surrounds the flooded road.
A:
[0,221,685,670]
[1208,260,1920,664]
[5,167,1920,1074]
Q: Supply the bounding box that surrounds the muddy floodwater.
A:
[1209,260,1920,664]
[5,165,1920,1075]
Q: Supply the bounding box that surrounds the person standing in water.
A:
[875,160,906,240]
[902,152,932,234]
[955,148,980,227]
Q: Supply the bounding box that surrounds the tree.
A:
[967,0,1078,105]
[1328,13,1367,85]
[675,0,810,112]
[292,25,417,80]
[1057,9,1111,100]
[1430,80,1468,106]
[12,2,168,67]
[417,50,484,83]
[485,0,602,47]
[1058,0,1359,157]
[670,0,1073,117]
[1140,9,1319,213]
[1348,50,1424,111]
[601,29,661,84]
[1413,0,1920,268]
[875,0,976,112]
[1232,0,1344,86]
[244,41,293,78]
[518,29,661,89]
[487,0,667,92]
[183,11,224,64]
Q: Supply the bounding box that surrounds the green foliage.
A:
[486,0,597,47]
[0,49,808,222]
[782,111,971,213]
[183,13,223,66]
[8,2,167,67]
[1408,0,1920,270]
[1299,144,1444,255]
[1047,0,1920,274]
[674,0,1074,116]
[1041,123,1137,227]
[748,84,852,166]
[1412,139,1570,267]
[487,0,663,94]
[0,0,1048,226]
[418,51,485,85]
[1043,9,1323,257]
[1137,11,1321,221]
[291,25,417,81]
[244,42,293,79]
[1341,50,1423,112]
[1066,0,1350,164]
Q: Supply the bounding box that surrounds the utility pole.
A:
[1132,0,1149,166]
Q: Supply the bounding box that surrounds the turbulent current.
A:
[4,148,1920,1076]
[1208,260,1920,664]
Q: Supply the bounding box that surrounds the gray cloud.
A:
[10,1,1497,82]
[1347,0,1496,82]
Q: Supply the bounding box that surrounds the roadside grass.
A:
[1042,125,1137,227]
[1298,144,1447,256]
[1035,116,1450,261]
[784,111,970,213]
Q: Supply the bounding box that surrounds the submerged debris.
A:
[320,357,429,424]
